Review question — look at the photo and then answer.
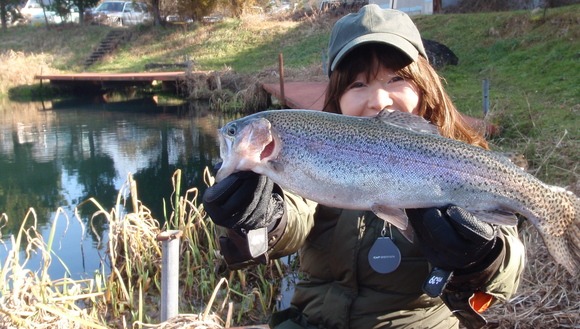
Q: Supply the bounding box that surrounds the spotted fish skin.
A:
[216,109,580,275]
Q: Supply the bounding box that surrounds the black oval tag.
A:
[368,237,401,274]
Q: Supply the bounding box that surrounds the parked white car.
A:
[88,1,152,26]
[28,7,79,24]
[20,0,50,19]
[21,0,79,24]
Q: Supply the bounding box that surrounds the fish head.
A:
[215,115,277,182]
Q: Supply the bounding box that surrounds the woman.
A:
[202,5,525,329]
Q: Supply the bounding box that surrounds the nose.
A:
[367,86,393,112]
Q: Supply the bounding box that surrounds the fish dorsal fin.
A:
[496,151,529,171]
[375,109,439,135]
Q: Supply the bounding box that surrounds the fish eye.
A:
[226,124,237,136]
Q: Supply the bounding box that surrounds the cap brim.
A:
[330,33,419,73]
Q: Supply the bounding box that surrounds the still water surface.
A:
[0,95,231,280]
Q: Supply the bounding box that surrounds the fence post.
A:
[156,230,183,322]
[279,52,285,107]
[482,79,490,116]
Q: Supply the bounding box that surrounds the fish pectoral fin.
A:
[397,226,415,243]
[371,205,405,228]
[371,205,408,230]
[469,210,519,226]
[371,205,414,243]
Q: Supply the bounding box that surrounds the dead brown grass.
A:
[0,50,61,96]
[481,222,580,329]
[0,210,107,329]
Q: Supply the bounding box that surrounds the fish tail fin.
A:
[569,194,580,270]
[539,188,580,276]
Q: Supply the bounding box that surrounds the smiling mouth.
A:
[261,140,275,160]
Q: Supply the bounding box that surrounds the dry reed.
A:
[0,170,284,328]
[482,222,580,329]
[0,209,107,329]
[0,50,61,96]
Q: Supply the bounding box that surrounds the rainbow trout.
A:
[215,109,580,275]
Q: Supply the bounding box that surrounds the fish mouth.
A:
[261,140,275,160]
[215,133,233,182]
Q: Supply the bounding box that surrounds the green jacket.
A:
[219,190,526,329]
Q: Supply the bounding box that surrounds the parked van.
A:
[87,1,152,26]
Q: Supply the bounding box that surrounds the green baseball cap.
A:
[327,4,427,76]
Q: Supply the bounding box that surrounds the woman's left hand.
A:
[406,206,505,290]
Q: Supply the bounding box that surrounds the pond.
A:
[0,94,232,280]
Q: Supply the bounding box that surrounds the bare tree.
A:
[69,0,99,25]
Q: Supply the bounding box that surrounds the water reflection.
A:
[0,94,232,279]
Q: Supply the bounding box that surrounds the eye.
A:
[348,81,366,89]
[225,123,237,136]
[388,76,404,84]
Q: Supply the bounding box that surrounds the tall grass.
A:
[0,209,107,328]
[0,51,56,98]
[0,170,286,328]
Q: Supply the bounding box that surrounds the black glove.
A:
[407,206,506,329]
[406,206,504,287]
[202,169,282,232]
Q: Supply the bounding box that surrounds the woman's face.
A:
[339,65,420,117]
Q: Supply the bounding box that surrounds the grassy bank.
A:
[0,5,579,328]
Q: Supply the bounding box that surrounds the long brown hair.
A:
[323,44,489,149]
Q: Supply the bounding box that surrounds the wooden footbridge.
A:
[35,71,187,90]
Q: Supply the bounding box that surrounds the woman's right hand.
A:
[202,169,279,231]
